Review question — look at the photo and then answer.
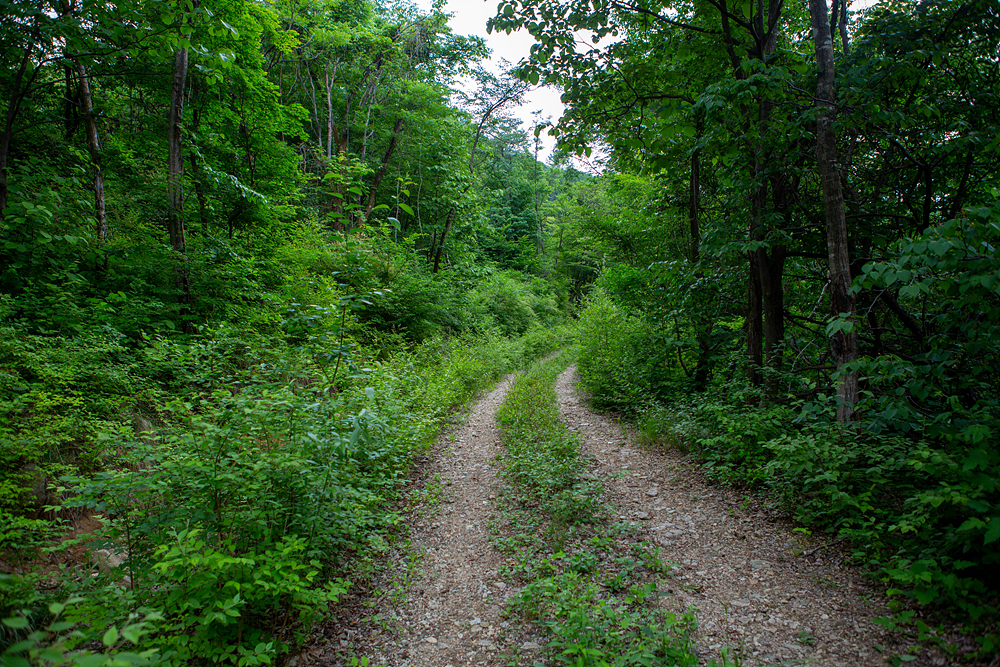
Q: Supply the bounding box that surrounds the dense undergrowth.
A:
[0,213,573,664]
[575,212,1000,661]
[490,353,720,667]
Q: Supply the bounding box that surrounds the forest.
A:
[0,0,997,663]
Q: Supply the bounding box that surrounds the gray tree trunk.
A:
[809,0,859,421]
[75,62,107,242]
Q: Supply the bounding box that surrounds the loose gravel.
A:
[302,364,906,667]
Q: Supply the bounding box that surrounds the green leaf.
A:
[397,202,415,216]
[103,625,119,647]
[2,616,29,629]
[985,517,1000,545]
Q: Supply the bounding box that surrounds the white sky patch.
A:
[415,0,880,165]
[415,0,567,161]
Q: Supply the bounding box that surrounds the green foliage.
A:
[468,270,562,336]
[495,353,593,523]
[1,593,162,667]
[492,355,725,667]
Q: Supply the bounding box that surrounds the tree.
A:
[808,0,858,421]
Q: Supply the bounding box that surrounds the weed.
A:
[492,354,704,666]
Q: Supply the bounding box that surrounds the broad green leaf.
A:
[985,518,1000,545]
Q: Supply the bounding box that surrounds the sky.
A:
[414,0,567,162]
[414,0,880,165]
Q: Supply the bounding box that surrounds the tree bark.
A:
[364,117,404,217]
[167,46,188,255]
[0,36,38,217]
[325,69,334,160]
[432,208,455,274]
[747,252,764,394]
[690,119,714,391]
[167,42,193,320]
[75,62,107,242]
[757,244,786,397]
[809,0,859,421]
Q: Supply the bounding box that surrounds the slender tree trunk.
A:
[167,42,194,321]
[63,66,79,138]
[0,39,37,217]
[432,208,455,274]
[325,68,334,160]
[809,0,858,421]
[747,253,764,394]
[75,62,107,242]
[188,100,208,232]
[690,121,713,391]
[431,81,525,272]
[364,117,404,217]
[741,0,787,398]
[757,244,786,397]
[167,46,188,254]
[533,133,543,258]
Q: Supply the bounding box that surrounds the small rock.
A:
[521,641,542,650]
[749,559,770,570]
[646,487,659,497]
[475,640,492,647]
[94,549,126,571]
[425,637,438,644]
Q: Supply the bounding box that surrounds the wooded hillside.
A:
[1,0,998,662]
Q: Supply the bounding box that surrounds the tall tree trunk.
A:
[0,38,37,217]
[747,253,764,394]
[188,99,208,233]
[364,117,404,217]
[432,208,455,274]
[75,62,107,242]
[167,46,188,254]
[63,66,80,138]
[809,0,858,421]
[757,244,787,397]
[325,69,334,160]
[533,132,543,258]
[167,42,193,321]
[690,120,714,391]
[740,0,786,397]
[432,79,525,272]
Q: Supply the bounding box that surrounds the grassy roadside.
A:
[490,353,717,667]
[0,327,571,665]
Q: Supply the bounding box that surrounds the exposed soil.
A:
[309,365,908,667]
[302,374,526,667]
[555,366,895,667]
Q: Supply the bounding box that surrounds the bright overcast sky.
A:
[414,0,566,161]
[414,0,879,164]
